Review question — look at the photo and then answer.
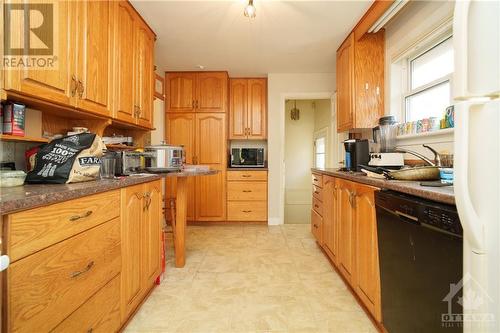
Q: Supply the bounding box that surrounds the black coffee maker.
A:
[343,139,369,171]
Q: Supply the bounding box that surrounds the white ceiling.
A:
[131,0,373,76]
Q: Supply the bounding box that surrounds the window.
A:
[404,36,453,122]
[314,137,326,168]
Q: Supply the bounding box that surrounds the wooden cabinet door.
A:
[120,184,144,320]
[229,79,248,139]
[196,72,228,113]
[354,31,385,129]
[4,0,74,107]
[322,176,337,264]
[75,0,113,117]
[354,184,381,322]
[113,0,137,124]
[165,113,196,221]
[337,179,355,284]
[142,181,162,288]
[135,22,154,128]
[166,73,196,112]
[195,113,226,221]
[336,33,355,132]
[247,79,267,139]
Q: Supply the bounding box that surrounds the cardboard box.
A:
[3,102,26,136]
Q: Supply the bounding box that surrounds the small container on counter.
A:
[0,170,26,187]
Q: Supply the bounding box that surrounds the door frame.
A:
[276,92,338,225]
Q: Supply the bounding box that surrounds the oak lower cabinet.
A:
[310,172,381,323]
[353,183,382,322]
[165,113,227,222]
[165,72,228,113]
[1,180,163,333]
[227,170,268,222]
[121,181,162,321]
[322,176,338,265]
[311,173,324,243]
[229,78,267,139]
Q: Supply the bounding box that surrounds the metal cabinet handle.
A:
[71,261,94,278]
[348,191,357,208]
[70,75,77,97]
[314,204,319,208]
[314,191,320,194]
[87,329,93,333]
[69,210,93,221]
[192,100,195,108]
[242,175,252,178]
[144,192,152,211]
[196,100,199,108]
[242,190,252,193]
[242,210,252,213]
[77,79,84,98]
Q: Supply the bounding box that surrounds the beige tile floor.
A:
[125,224,377,333]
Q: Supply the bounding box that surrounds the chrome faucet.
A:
[395,145,441,167]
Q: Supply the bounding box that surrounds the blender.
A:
[369,116,404,168]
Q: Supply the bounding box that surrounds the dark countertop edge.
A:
[0,175,161,216]
[311,168,455,205]
[227,167,268,171]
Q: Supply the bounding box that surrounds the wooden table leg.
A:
[174,177,187,268]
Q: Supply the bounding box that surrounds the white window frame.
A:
[313,128,328,169]
[401,34,453,122]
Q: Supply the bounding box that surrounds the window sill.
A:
[397,128,454,142]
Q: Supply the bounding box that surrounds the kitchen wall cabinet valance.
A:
[336,5,385,132]
[2,0,155,129]
[229,78,267,140]
[165,72,228,113]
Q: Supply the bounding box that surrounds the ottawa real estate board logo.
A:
[3,1,58,69]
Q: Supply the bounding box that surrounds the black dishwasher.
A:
[376,190,463,333]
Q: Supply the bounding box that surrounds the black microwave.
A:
[230,148,265,167]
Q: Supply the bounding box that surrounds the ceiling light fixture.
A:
[244,0,256,18]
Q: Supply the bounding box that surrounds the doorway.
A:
[284,99,331,224]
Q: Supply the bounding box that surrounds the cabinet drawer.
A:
[8,218,121,333]
[227,182,267,201]
[312,185,323,201]
[52,275,120,333]
[312,197,323,216]
[227,201,267,221]
[8,190,120,262]
[311,209,323,243]
[227,170,268,181]
[312,173,323,188]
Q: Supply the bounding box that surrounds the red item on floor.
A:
[155,231,166,285]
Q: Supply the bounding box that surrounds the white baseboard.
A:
[268,217,282,225]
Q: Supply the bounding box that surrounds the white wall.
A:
[267,73,335,225]
[385,0,455,159]
[151,98,165,145]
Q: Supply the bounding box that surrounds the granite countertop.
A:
[312,168,455,205]
[0,169,219,215]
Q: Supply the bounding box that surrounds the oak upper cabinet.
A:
[229,78,267,139]
[121,184,144,320]
[335,2,386,132]
[353,183,381,322]
[166,72,228,113]
[113,0,137,124]
[322,176,338,265]
[336,33,355,132]
[196,72,228,113]
[165,113,196,221]
[195,113,227,221]
[336,178,356,285]
[135,19,155,128]
[165,73,197,112]
[3,0,74,106]
[74,0,113,117]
